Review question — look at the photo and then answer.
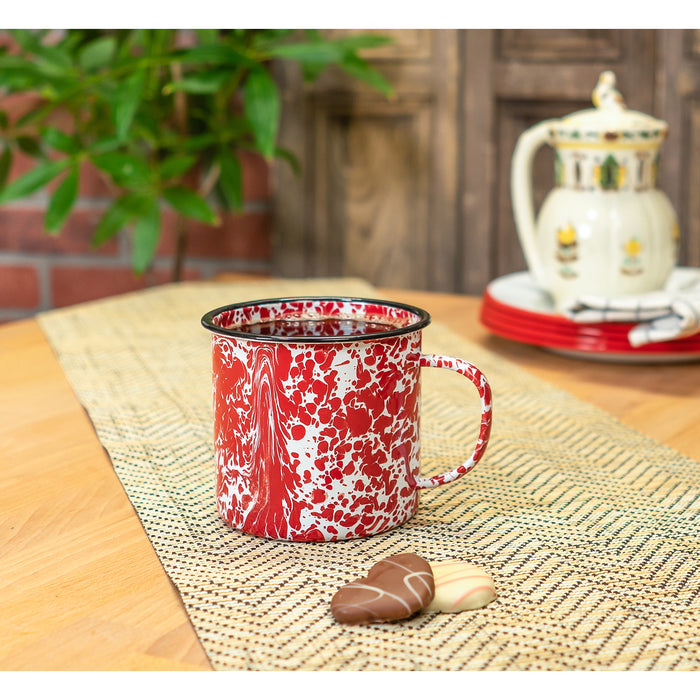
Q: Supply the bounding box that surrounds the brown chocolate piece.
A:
[330,553,435,624]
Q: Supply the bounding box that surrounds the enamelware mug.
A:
[201,297,492,542]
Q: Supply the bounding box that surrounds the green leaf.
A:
[193,29,220,45]
[0,66,43,92]
[267,42,342,63]
[41,126,79,154]
[162,185,218,224]
[16,136,43,158]
[0,54,38,70]
[252,29,295,48]
[90,136,127,155]
[37,45,74,71]
[15,105,48,129]
[178,44,256,68]
[217,150,243,211]
[79,36,117,72]
[7,29,42,53]
[243,68,280,159]
[164,69,231,95]
[339,54,393,97]
[45,166,79,233]
[300,61,327,83]
[158,154,196,181]
[92,192,147,247]
[32,44,75,82]
[0,158,69,205]
[131,197,161,274]
[0,147,12,189]
[114,29,144,61]
[112,69,145,139]
[182,133,218,151]
[274,146,301,175]
[0,111,8,130]
[92,152,151,188]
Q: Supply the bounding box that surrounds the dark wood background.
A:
[272,29,700,294]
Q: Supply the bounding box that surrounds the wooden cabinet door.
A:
[272,30,691,294]
[272,29,460,291]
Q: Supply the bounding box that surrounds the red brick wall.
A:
[0,142,273,323]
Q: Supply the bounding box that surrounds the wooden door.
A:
[272,30,697,294]
[272,29,460,292]
[656,29,700,269]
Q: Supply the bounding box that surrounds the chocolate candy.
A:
[425,561,496,612]
[330,553,435,624]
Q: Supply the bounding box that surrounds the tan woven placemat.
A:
[37,278,700,671]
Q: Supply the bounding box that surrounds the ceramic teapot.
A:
[511,71,679,309]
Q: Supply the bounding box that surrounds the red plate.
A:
[479,270,700,362]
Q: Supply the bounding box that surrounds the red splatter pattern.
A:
[206,298,492,541]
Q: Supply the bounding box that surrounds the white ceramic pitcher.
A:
[511,71,679,309]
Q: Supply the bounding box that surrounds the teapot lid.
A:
[554,71,667,140]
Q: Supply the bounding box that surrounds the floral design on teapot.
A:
[595,154,626,190]
[556,140,662,192]
[555,224,578,279]
[621,238,643,276]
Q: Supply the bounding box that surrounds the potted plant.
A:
[0,29,392,280]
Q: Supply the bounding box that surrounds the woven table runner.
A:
[37,278,700,671]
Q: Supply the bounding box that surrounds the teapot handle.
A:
[510,120,558,287]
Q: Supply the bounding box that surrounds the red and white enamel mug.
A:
[201,297,492,542]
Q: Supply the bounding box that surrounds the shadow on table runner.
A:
[38,278,700,671]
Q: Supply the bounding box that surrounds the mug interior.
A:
[201,297,430,343]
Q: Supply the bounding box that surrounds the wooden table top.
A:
[2,285,700,670]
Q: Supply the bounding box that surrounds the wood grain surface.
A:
[0,320,212,670]
[2,286,699,670]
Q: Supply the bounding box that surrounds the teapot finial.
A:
[592,70,626,111]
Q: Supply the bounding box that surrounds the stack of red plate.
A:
[479,269,700,363]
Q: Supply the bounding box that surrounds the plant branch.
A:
[199,162,221,200]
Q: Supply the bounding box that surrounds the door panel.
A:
[273,29,459,291]
[657,29,700,267]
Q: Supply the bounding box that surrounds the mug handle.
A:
[413,353,492,490]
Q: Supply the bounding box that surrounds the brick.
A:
[0,205,118,255]
[239,149,270,201]
[158,210,272,260]
[7,148,38,181]
[0,92,43,121]
[78,160,115,198]
[50,265,201,308]
[0,264,40,308]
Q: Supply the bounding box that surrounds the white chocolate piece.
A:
[425,561,496,612]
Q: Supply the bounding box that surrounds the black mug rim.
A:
[200,296,431,343]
